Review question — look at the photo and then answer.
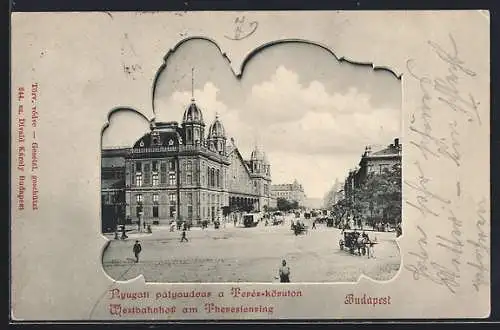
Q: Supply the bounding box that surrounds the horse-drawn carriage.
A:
[339,231,373,256]
[291,222,308,235]
[243,214,259,228]
[272,212,284,225]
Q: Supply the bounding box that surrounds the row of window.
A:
[136,160,175,173]
[135,192,222,206]
[138,205,175,218]
[137,204,220,219]
[136,193,178,205]
[134,170,219,187]
[134,161,220,188]
[135,172,175,186]
[367,163,393,174]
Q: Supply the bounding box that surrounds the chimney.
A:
[394,138,399,147]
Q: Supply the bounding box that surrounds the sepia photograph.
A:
[11,10,489,320]
[101,38,402,283]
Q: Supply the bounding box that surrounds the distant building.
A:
[344,138,402,201]
[323,178,344,208]
[101,98,274,231]
[342,138,402,227]
[358,138,402,182]
[271,179,307,206]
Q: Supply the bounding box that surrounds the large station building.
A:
[101,98,275,231]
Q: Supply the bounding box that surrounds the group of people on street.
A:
[290,219,308,235]
[374,222,391,232]
[169,221,190,242]
[114,222,152,240]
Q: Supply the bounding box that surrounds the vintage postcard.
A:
[10,11,490,320]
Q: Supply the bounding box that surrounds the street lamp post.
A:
[138,210,144,232]
[369,201,374,229]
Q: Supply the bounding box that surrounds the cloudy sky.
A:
[104,39,401,199]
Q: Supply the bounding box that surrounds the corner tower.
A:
[207,113,227,155]
[181,99,205,145]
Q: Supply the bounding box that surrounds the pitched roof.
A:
[372,145,400,156]
[227,147,252,176]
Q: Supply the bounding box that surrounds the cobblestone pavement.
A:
[102,217,401,283]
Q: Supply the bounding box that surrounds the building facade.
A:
[101,148,127,232]
[271,179,307,206]
[344,138,402,201]
[342,138,402,227]
[101,99,274,230]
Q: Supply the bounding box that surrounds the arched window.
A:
[207,167,210,186]
[216,169,220,188]
[210,168,215,187]
[194,128,200,143]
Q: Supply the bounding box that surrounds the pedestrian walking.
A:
[121,225,128,240]
[133,240,142,263]
[368,235,377,258]
[180,228,189,242]
[312,220,316,229]
[278,259,291,283]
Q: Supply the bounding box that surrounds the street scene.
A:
[102,212,400,283]
[101,39,402,283]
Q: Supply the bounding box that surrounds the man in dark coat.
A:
[180,228,189,242]
[133,240,142,263]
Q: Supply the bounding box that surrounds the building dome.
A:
[182,100,204,124]
[250,146,265,161]
[207,114,226,138]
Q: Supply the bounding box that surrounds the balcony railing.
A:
[129,144,225,157]
[130,146,175,154]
